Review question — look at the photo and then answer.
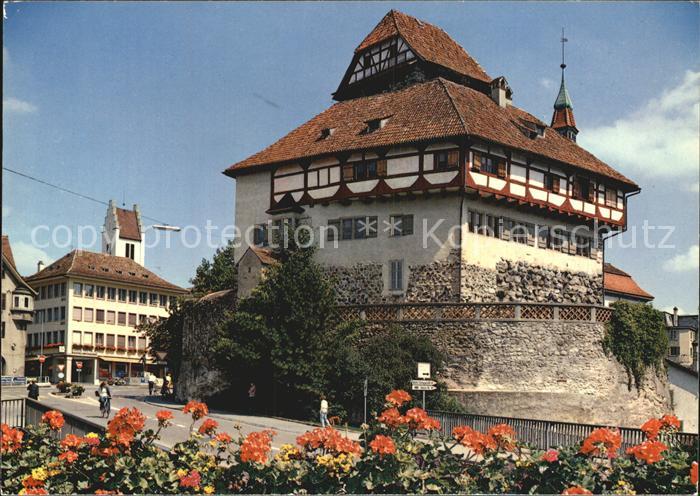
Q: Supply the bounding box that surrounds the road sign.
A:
[417,362,431,379]
[38,355,46,363]
[76,361,83,370]
[411,379,436,387]
[412,384,436,391]
[58,372,65,379]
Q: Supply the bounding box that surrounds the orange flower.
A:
[580,428,621,459]
[1,423,24,453]
[215,432,232,444]
[179,470,201,489]
[156,410,174,427]
[626,440,668,464]
[94,490,117,495]
[91,446,120,457]
[198,418,218,436]
[562,486,592,494]
[689,461,697,486]
[60,434,84,450]
[404,408,441,431]
[83,435,100,447]
[22,488,48,495]
[542,449,559,462]
[377,408,406,428]
[106,407,146,448]
[385,389,412,407]
[296,426,361,456]
[641,418,663,440]
[240,430,275,464]
[488,424,517,451]
[369,434,396,457]
[22,476,44,489]
[183,401,208,421]
[453,425,496,454]
[58,450,79,464]
[41,410,65,431]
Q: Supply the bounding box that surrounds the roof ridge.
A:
[438,78,469,135]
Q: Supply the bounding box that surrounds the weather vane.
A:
[561,27,568,71]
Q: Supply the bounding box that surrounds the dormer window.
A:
[365,117,389,134]
[320,127,335,139]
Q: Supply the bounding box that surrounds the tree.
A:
[190,240,237,295]
[603,301,669,390]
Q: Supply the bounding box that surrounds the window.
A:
[128,290,137,303]
[159,295,167,307]
[472,152,505,176]
[128,313,137,326]
[605,187,617,208]
[668,330,678,340]
[60,283,66,297]
[575,235,591,257]
[72,331,82,346]
[118,289,127,302]
[139,292,148,304]
[84,332,93,346]
[469,211,498,237]
[150,293,158,306]
[96,309,105,323]
[320,127,335,139]
[365,119,382,133]
[84,308,94,322]
[138,337,147,351]
[14,296,20,308]
[95,333,105,347]
[73,282,83,297]
[47,285,54,299]
[353,160,378,181]
[117,335,126,349]
[106,311,116,325]
[24,297,29,308]
[390,215,414,236]
[544,173,560,193]
[128,336,136,350]
[340,219,352,240]
[511,223,529,244]
[170,296,177,308]
[572,177,592,201]
[537,226,550,248]
[96,286,105,299]
[117,312,126,325]
[434,150,459,170]
[253,224,268,247]
[389,260,404,291]
[58,330,64,344]
[40,286,46,300]
[107,287,116,301]
[106,334,115,348]
[72,307,82,321]
[353,216,378,239]
[669,346,680,356]
[84,284,94,298]
[139,314,148,325]
[60,307,66,321]
[125,243,135,260]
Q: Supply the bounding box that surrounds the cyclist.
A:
[98,381,112,418]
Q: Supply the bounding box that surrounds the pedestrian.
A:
[27,380,39,400]
[320,394,329,428]
[165,373,173,395]
[161,376,169,397]
[147,373,155,396]
[98,381,112,418]
[248,382,256,414]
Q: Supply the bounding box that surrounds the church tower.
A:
[551,29,578,142]
[102,200,145,265]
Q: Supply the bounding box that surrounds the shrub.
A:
[55,382,71,394]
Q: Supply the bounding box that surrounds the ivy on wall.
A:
[603,301,669,390]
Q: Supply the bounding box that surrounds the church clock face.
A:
[349,36,415,84]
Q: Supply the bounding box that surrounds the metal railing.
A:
[428,410,699,451]
[1,376,28,386]
[1,398,105,437]
[337,302,613,323]
[1,398,25,427]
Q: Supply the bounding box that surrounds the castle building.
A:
[1,236,37,377]
[602,263,654,306]
[225,10,638,305]
[24,204,186,384]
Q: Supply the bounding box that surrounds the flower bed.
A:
[1,390,697,494]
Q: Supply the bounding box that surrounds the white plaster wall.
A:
[667,366,699,433]
[233,171,273,263]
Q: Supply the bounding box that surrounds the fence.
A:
[337,302,613,323]
[1,376,28,386]
[428,410,699,451]
[1,398,105,437]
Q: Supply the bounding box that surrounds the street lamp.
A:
[150,225,181,232]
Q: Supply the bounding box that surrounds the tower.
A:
[102,200,145,265]
[551,29,578,142]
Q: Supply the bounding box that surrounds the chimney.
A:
[37,260,45,273]
[490,77,511,108]
[673,306,679,327]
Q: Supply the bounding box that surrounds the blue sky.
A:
[3,2,698,312]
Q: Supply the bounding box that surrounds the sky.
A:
[3,2,699,313]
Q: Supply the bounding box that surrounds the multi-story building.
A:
[225,10,638,305]
[1,236,37,377]
[602,263,654,306]
[24,205,186,384]
[665,308,698,370]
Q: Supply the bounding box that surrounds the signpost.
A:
[76,361,83,383]
[414,363,434,409]
[363,378,368,424]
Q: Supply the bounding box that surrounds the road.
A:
[2,385,359,450]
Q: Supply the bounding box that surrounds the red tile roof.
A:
[250,246,279,266]
[116,208,142,241]
[25,250,185,293]
[356,10,491,84]
[603,263,653,301]
[225,78,636,188]
[552,107,577,130]
[2,235,16,269]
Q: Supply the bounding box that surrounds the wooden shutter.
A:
[551,175,560,193]
[472,152,481,171]
[497,158,507,178]
[447,150,459,168]
[587,182,596,202]
[342,164,354,182]
[403,215,414,235]
[572,179,580,199]
[377,159,387,177]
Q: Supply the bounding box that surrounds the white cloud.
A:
[688,181,699,193]
[11,241,53,276]
[540,77,555,90]
[579,70,700,179]
[3,97,38,114]
[663,244,699,272]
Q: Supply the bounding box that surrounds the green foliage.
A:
[189,240,237,295]
[603,302,669,389]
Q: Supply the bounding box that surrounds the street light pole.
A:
[38,310,44,382]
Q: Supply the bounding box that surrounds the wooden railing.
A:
[337,302,613,323]
[428,410,699,451]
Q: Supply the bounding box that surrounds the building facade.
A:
[665,308,698,370]
[666,359,699,433]
[602,263,654,306]
[225,10,638,305]
[1,236,37,376]
[102,200,146,266]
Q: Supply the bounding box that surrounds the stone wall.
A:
[362,319,670,427]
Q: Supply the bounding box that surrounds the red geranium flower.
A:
[1,423,24,453]
[641,418,663,440]
[58,450,79,464]
[296,426,361,455]
[179,470,201,489]
[215,432,232,444]
[580,428,621,459]
[385,389,412,407]
[562,486,592,494]
[106,407,146,448]
[542,449,559,462]
[404,407,441,431]
[240,430,275,464]
[627,440,668,464]
[691,461,698,486]
[369,434,396,457]
[377,407,406,428]
[156,410,174,427]
[60,434,84,450]
[453,425,496,454]
[183,401,208,421]
[488,423,517,451]
[198,418,218,436]
[41,410,65,431]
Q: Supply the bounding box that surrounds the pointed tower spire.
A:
[551,28,578,142]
